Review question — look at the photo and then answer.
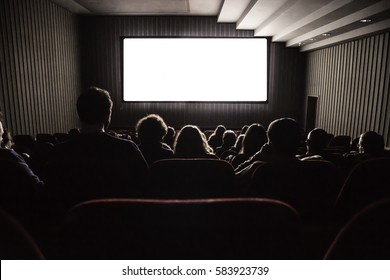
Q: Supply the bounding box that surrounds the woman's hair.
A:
[210,125,226,138]
[174,125,213,157]
[241,123,267,155]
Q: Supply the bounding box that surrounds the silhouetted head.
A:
[174,125,213,157]
[234,134,245,152]
[359,131,385,154]
[136,114,168,144]
[306,128,328,153]
[240,125,249,135]
[267,118,301,156]
[1,129,13,149]
[166,126,175,138]
[77,87,113,130]
[222,130,237,147]
[163,126,176,147]
[242,123,267,155]
[68,128,81,138]
[214,125,226,136]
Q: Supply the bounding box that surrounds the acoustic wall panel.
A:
[79,16,306,130]
[305,31,390,146]
[0,0,81,136]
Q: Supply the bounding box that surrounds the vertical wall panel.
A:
[0,0,80,136]
[79,16,306,130]
[305,31,390,147]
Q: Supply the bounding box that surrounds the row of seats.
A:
[4,156,389,227]
[2,197,390,260]
[44,156,389,224]
[2,148,390,260]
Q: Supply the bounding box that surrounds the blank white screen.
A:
[123,38,267,102]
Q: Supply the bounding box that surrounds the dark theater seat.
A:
[249,160,341,224]
[53,198,302,259]
[0,209,44,260]
[148,158,235,199]
[325,199,390,259]
[335,157,390,221]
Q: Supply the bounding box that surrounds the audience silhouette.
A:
[0,117,43,188]
[43,87,148,209]
[163,126,176,149]
[231,123,267,168]
[0,115,44,225]
[208,125,226,151]
[1,128,13,149]
[342,131,389,172]
[228,125,250,155]
[4,98,390,260]
[174,125,217,158]
[215,130,237,158]
[135,114,173,165]
[236,118,301,173]
[358,131,386,156]
[298,128,330,160]
[233,134,245,153]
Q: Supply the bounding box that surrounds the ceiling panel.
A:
[49,0,390,51]
[236,0,289,30]
[218,0,252,22]
[74,0,189,14]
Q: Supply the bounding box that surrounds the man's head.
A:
[267,118,301,156]
[359,131,385,154]
[306,128,328,153]
[76,87,113,129]
[222,130,237,147]
[215,125,226,136]
[136,114,168,143]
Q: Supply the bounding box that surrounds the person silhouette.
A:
[235,118,301,173]
[135,114,173,165]
[44,87,148,208]
[174,125,217,158]
[0,115,43,221]
[208,125,226,151]
[298,128,329,160]
[215,130,237,158]
[231,123,267,168]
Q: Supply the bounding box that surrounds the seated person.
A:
[135,114,173,165]
[163,126,176,149]
[358,131,387,157]
[232,134,245,153]
[208,125,226,151]
[228,125,249,155]
[235,118,301,174]
[231,123,267,168]
[343,131,388,173]
[215,130,237,158]
[44,87,148,208]
[0,118,42,188]
[0,116,43,220]
[174,125,217,159]
[298,128,330,160]
[1,129,13,149]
